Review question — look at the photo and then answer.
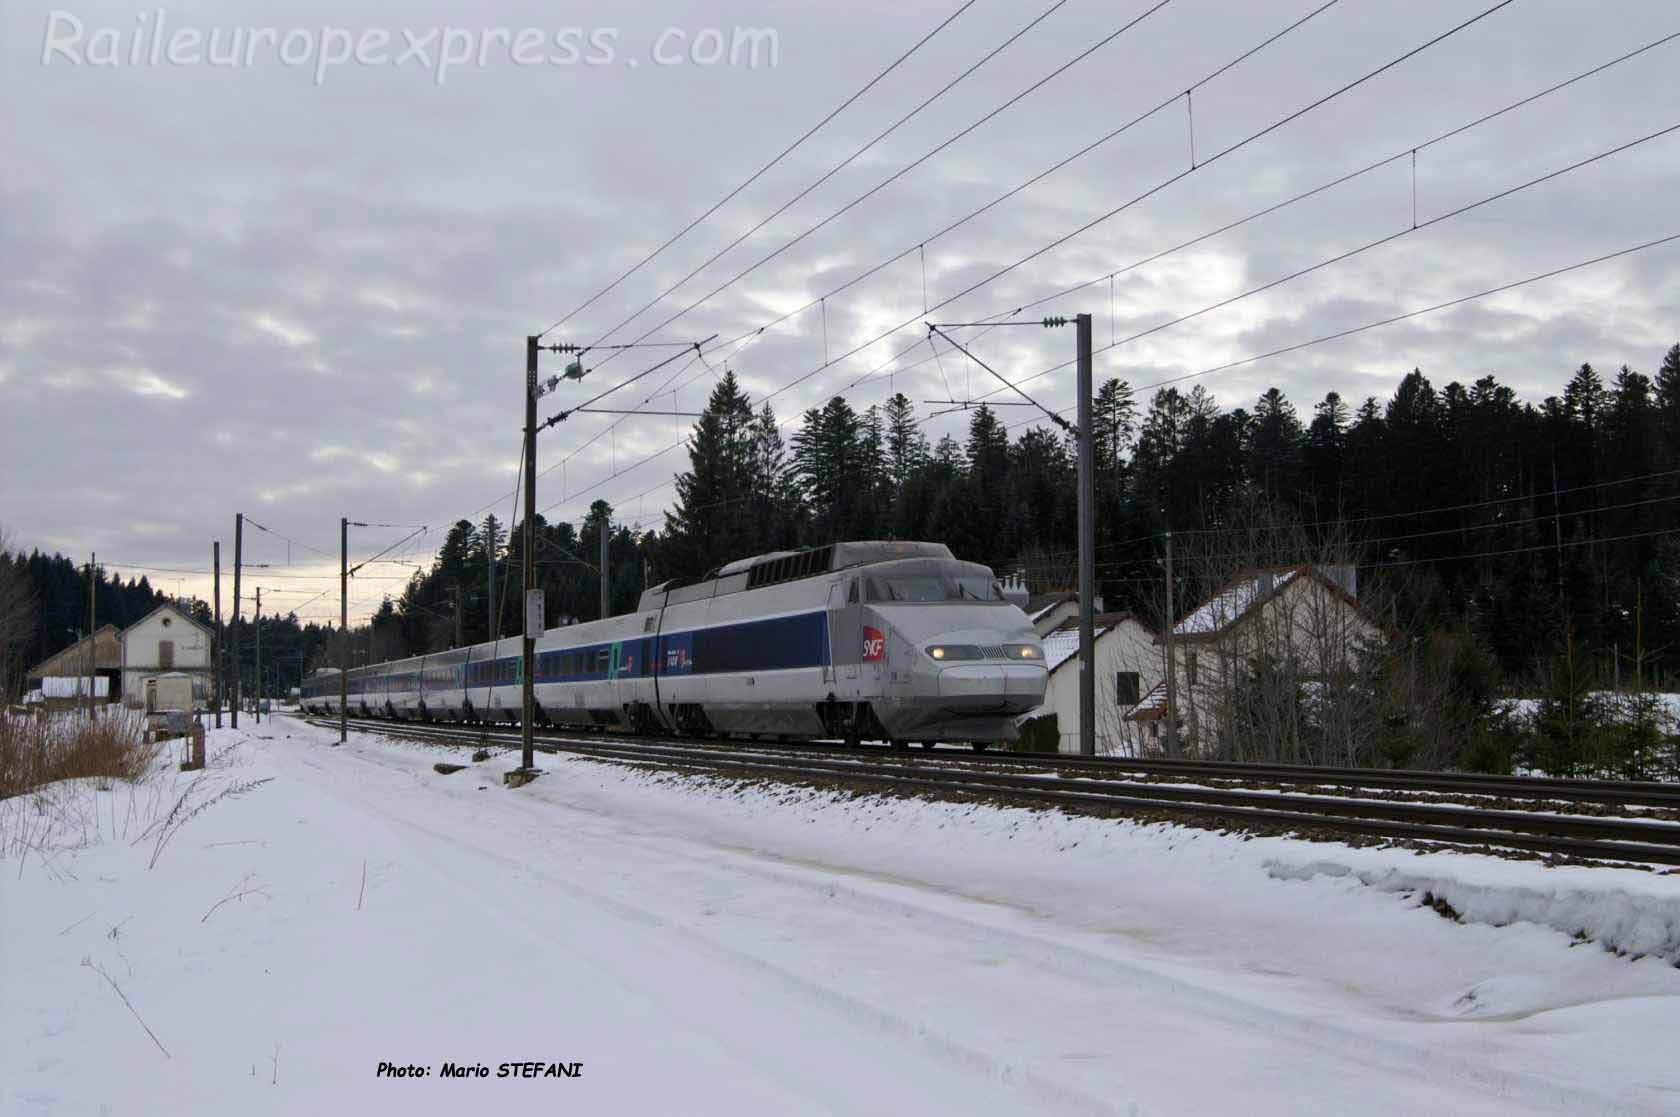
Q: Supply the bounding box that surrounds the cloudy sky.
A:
[3,0,1676,624]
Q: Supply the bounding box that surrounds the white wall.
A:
[122,606,211,706]
[1029,619,1162,756]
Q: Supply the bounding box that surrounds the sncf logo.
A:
[862,627,886,663]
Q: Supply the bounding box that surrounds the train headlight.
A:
[925,644,983,662]
[1003,643,1042,661]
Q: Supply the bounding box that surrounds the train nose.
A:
[937,663,1005,699]
[936,663,1046,707]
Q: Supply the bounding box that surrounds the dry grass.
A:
[0,709,161,800]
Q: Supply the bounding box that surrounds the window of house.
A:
[158,640,174,669]
[1115,671,1140,706]
[1186,652,1198,686]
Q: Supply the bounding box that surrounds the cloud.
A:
[117,368,191,400]
[1,0,1677,607]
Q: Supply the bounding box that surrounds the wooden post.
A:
[213,541,222,728]
[86,553,96,719]
[254,587,262,724]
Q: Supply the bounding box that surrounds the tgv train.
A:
[301,541,1047,745]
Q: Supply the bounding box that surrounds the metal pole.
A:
[213,541,222,728]
[1075,313,1095,757]
[253,587,261,724]
[1164,530,1179,756]
[599,513,610,619]
[486,519,496,643]
[521,335,538,773]
[231,514,242,728]
[339,516,348,745]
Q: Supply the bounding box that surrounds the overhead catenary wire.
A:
[456,0,1408,533]
[535,0,982,339]
[539,229,1680,526]
[242,517,334,561]
[577,0,1177,377]
[998,231,1680,436]
[527,3,1526,524]
[954,119,1680,421]
[801,26,1680,406]
[927,324,1072,430]
[572,0,1094,364]
[727,0,1524,427]
[672,0,1344,366]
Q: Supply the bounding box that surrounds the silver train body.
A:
[301,541,1047,743]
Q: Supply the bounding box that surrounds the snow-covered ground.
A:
[6,715,1680,1115]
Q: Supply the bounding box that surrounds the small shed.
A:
[121,603,214,710]
[24,625,122,701]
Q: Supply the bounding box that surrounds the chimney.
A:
[1322,564,1358,599]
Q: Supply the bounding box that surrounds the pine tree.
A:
[883,393,927,497]
[1249,386,1303,497]
[664,371,757,577]
[1656,343,1680,461]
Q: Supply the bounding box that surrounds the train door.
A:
[823,584,840,686]
[832,578,862,686]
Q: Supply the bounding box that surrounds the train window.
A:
[865,575,1007,604]
[595,649,610,673]
[847,580,858,603]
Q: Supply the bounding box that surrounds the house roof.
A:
[1171,566,1303,639]
[1025,592,1077,623]
[25,625,123,678]
[1042,612,1151,675]
[121,601,215,642]
[1125,681,1172,721]
[1159,564,1380,645]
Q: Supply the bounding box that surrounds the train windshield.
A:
[864,574,1005,604]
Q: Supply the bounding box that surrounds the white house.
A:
[121,602,214,709]
[1150,564,1385,753]
[1026,612,1161,755]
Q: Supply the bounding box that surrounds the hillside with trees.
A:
[324,345,1680,691]
[7,344,1677,766]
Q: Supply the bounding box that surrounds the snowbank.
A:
[1268,857,1680,964]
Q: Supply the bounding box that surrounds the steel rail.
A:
[304,716,1680,866]
[305,712,1680,808]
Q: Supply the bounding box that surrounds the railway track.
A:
[303,710,1680,809]
[301,715,1680,867]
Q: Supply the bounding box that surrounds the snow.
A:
[6,715,1680,1115]
[1498,692,1680,728]
[37,677,110,699]
[1173,568,1298,636]
[1041,622,1113,673]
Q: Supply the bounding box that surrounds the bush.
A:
[0,710,159,799]
[1012,713,1060,753]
